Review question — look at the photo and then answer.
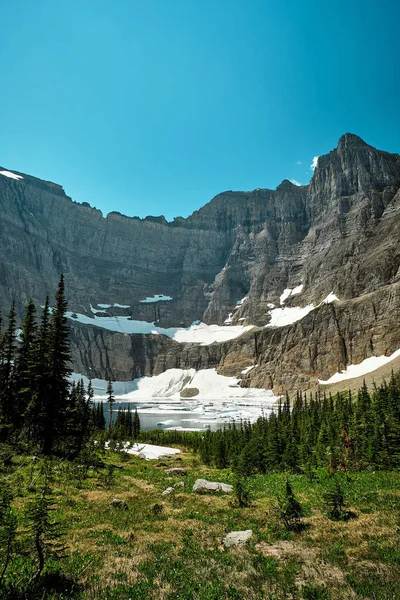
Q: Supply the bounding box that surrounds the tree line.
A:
[140,376,400,474]
[195,377,400,473]
[0,276,140,458]
[0,277,94,457]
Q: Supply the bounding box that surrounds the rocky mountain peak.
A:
[337,132,369,150]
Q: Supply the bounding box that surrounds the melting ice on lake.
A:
[71,368,279,430]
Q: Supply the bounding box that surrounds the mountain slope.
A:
[1,133,399,391]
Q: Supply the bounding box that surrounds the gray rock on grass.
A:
[192,479,233,493]
[223,530,253,548]
[165,468,187,476]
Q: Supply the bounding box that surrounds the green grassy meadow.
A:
[1,446,400,599]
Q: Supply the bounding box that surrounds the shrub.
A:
[323,479,349,520]
[276,479,304,531]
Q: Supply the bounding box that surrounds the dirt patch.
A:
[121,476,155,491]
[256,540,355,597]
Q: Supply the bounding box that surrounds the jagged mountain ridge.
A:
[1,133,400,390]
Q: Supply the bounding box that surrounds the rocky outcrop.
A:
[1,133,400,390]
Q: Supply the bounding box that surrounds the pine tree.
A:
[14,300,37,433]
[0,302,17,429]
[277,479,304,531]
[99,402,106,431]
[26,485,66,582]
[43,275,72,454]
[323,479,348,520]
[24,298,51,448]
[133,407,140,439]
[107,379,115,434]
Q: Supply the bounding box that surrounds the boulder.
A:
[180,387,199,398]
[110,498,128,509]
[158,454,174,460]
[192,479,233,493]
[174,481,185,488]
[223,530,253,548]
[165,468,187,476]
[162,487,175,496]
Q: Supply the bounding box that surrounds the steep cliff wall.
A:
[1,133,399,390]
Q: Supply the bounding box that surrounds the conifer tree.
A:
[277,479,304,530]
[0,302,17,429]
[43,274,71,454]
[26,484,65,582]
[14,300,37,432]
[24,298,51,448]
[107,379,115,434]
[133,407,141,439]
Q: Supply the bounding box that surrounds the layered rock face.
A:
[1,133,400,391]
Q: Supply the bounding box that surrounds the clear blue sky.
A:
[1,0,399,220]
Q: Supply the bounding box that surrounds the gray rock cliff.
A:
[1,133,399,390]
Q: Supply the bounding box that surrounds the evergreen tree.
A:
[276,479,304,531]
[133,407,140,438]
[43,275,71,454]
[0,302,17,429]
[26,485,65,582]
[323,479,348,520]
[14,300,37,433]
[107,379,115,434]
[24,298,52,448]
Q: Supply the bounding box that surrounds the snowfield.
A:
[318,348,400,384]
[66,312,254,345]
[266,292,339,328]
[67,291,339,345]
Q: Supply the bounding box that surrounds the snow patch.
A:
[311,156,319,171]
[105,441,180,460]
[267,304,315,327]
[279,289,292,305]
[319,349,400,384]
[140,294,173,303]
[280,284,303,305]
[241,365,255,375]
[0,170,23,180]
[90,304,104,314]
[268,291,338,328]
[236,296,248,306]
[66,311,253,345]
[96,303,130,309]
[322,292,339,304]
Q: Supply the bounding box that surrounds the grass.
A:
[1,448,400,599]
